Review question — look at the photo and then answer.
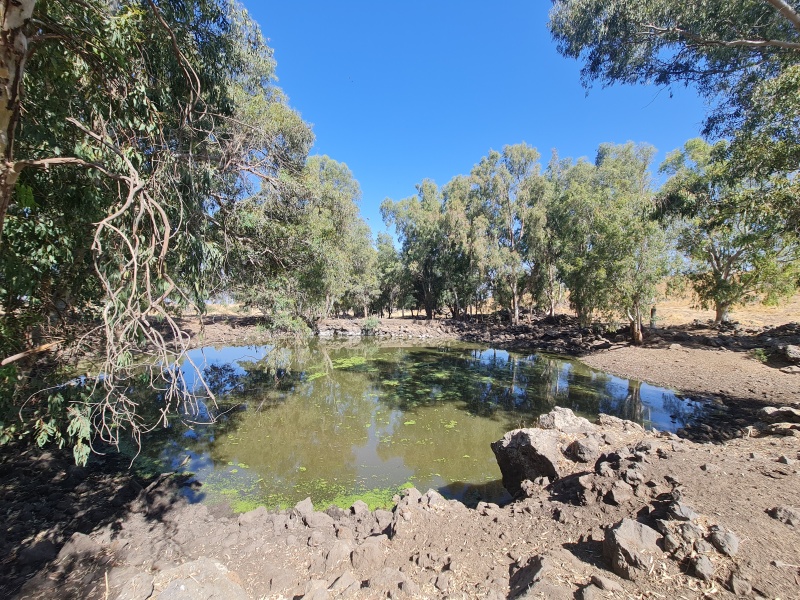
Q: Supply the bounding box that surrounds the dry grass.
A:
[651,292,800,328]
[200,293,800,329]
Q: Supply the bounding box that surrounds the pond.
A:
[136,340,704,511]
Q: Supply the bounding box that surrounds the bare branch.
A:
[1,340,63,366]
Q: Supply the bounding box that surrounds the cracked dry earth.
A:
[5,409,800,600]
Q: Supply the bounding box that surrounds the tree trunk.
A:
[630,318,643,345]
[714,302,730,324]
[629,302,643,345]
[0,0,36,239]
[511,280,519,325]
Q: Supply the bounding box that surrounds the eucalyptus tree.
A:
[0,1,316,460]
[529,152,571,318]
[381,180,448,320]
[296,156,367,320]
[548,0,800,229]
[551,158,606,325]
[223,155,376,325]
[342,221,380,318]
[555,143,670,340]
[375,233,404,318]
[660,139,800,323]
[440,175,490,318]
[594,143,670,342]
[471,143,546,325]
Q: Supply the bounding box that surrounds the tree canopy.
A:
[548,0,800,229]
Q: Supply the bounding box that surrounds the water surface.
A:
[139,340,703,510]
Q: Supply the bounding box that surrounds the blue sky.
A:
[243,1,709,235]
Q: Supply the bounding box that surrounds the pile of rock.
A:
[491,407,754,597]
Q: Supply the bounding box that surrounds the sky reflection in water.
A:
[140,341,704,509]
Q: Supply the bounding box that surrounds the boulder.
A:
[153,558,248,600]
[568,437,600,463]
[668,502,699,521]
[509,554,553,596]
[351,539,385,573]
[759,406,800,424]
[328,571,360,596]
[784,344,800,363]
[729,572,753,596]
[709,526,739,556]
[238,506,270,528]
[768,506,800,527]
[295,497,314,519]
[691,555,715,581]
[596,414,644,432]
[491,429,565,496]
[305,511,335,530]
[324,540,353,572]
[590,574,623,593]
[603,518,662,581]
[538,407,593,433]
[56,532,101,561]
[365,567,416,596]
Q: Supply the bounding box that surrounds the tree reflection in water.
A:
[132,340,706,509]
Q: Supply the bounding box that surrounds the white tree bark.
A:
[0,0,36,237]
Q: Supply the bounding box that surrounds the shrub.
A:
[361,316,380,336]
[749,347,769,363]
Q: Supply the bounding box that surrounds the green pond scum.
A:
[201,474,415,513]
[132,340,704,509]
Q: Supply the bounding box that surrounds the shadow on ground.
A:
[0,443,182,599]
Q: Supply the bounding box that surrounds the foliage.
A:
[381,181,450,319]
[0,0,321,460]
[750,348,770,363]
[548,0,800,230]
[546,143,672,337]
[659,139,800,323]
[361,316,381,336]
[440,175,490,318]
[374,233,405,318]
[224,155,377,323]
[471,143,548,325]
[381,142,673,336]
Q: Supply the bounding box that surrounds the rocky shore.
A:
[4,407,799,600]
[187,313,800,362]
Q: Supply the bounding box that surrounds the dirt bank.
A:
[5,409,799,600]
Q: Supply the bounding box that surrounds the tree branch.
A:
[12,156,126,181]
[1,340,63,366]
[642,24,800,51]
[763,0,800,34]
